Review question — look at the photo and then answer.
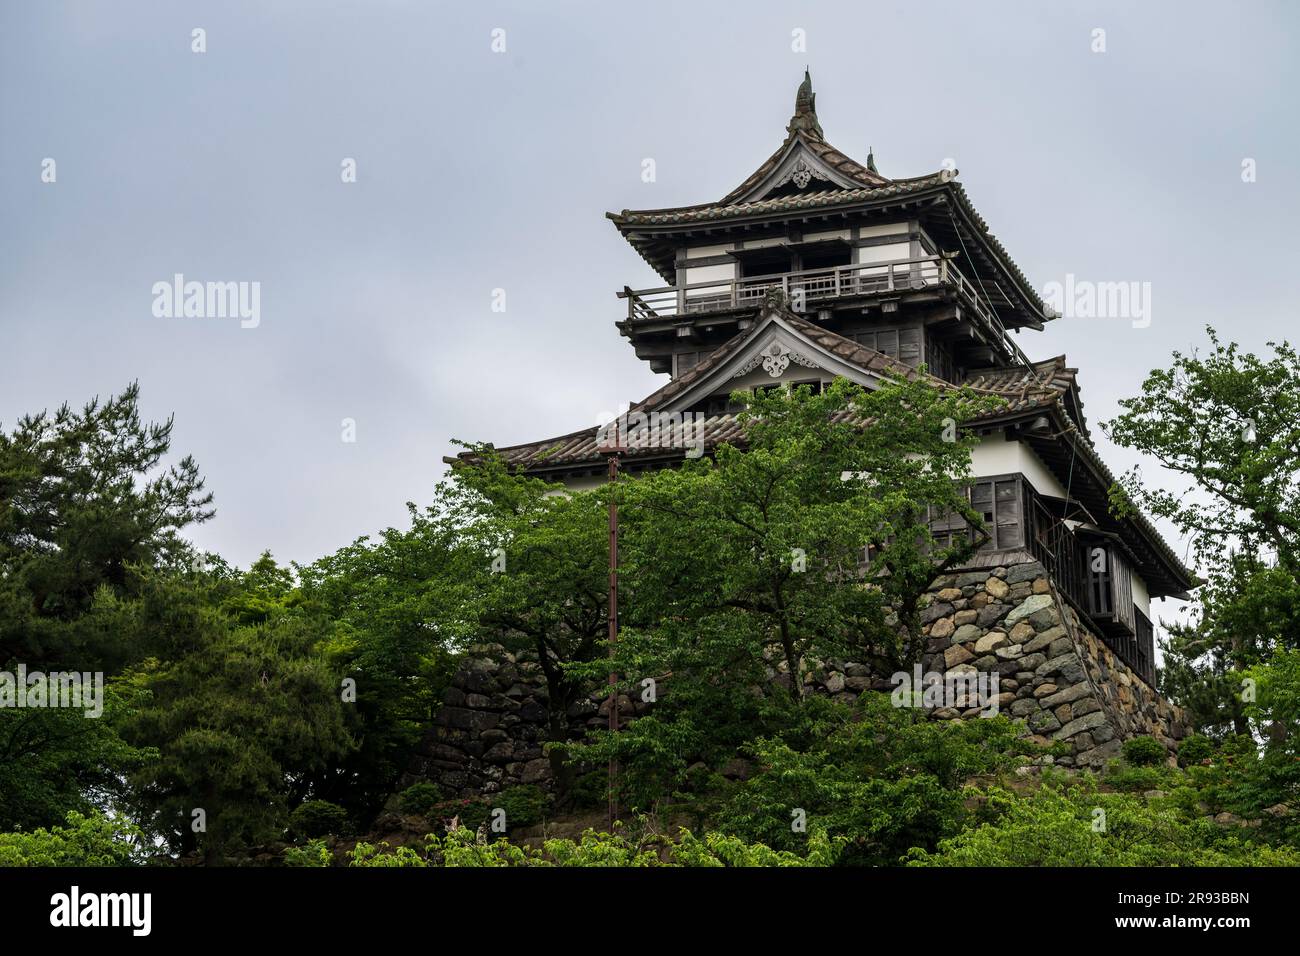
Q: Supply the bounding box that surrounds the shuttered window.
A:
[928,475,1025,552]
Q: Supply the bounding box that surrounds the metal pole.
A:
[606,438,620,832]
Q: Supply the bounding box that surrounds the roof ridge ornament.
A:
[787,69,824,140]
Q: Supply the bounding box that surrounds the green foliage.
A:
[430,785,552,833]
[907,780,1300,867]
[1241,648,1300,829]
[341,824,840,867]
[0,683,153,833]
[11,369,1300,869]
[1103,760,1174,794]
[568,771,609,810]
[0,382,213,670]
[350,841,433,867]
[570,377,1004,810]
[116,582,355,863]
[0,811,144,867]
[0,384,211,831]
[1107,329,1300,735]
[283,838,334,867]
[397,782,445,817]
[296,510,466,820]
[495,785,550,829]
[1121,736,1168,767]
[712,695,1021,865]
[1178,734,1215,767]
[289,800,350,839]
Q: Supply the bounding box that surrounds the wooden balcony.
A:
[1026,492,1157,686]
[618,254,1034,368]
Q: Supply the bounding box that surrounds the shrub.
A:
[1104,759,1174,793]
[342,825,841,867]
[1177,734,1214,767]
[398,782,444,817]
[713,694,1021,865]
[288,800,350,839]
[284,838,334,867]
[1121,736,1168,767]
[436,786,552,833]
[906,782,1300,867]
[0,811,143,867]
[568,771,609,810]
[496,785,550,829]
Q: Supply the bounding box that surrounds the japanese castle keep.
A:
[416,73,1198,796]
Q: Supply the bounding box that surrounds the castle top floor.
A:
[609,72,1055,381]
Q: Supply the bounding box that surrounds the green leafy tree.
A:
[0,384,211,830]
[397,456,612,799]
[1106,329,1300,735]
[116,558,354,864]
[712,695,1020,865]
[0,810,145,867]
[0,382,213,670]
[569,376,1001,807]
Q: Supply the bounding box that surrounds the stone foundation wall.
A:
[403,647,642,799]
[405,560,1187,796]
[904,560,1187,768]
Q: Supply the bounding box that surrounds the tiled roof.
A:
[965,356,1075,403]
[634,311,932,414]
[469,317,1066,472]
[454,311,1194,593]
[606,73,942,229]
[715,129,891,206]
[965,357,1087,432]
[610,175,948,227]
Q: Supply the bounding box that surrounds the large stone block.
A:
[1022,626,1066,655]
[1053,710,1109,740]
[944,644,975,668]
[1006,562,1046,584]
[920,602,954,624]
[1005,593,1053,625]
[929,617,955,639]
[1036,653,1086,684]
[1039,682,1095,709]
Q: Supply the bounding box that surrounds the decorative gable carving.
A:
[778,157,828,191]
[733,341,819,378]
[733,141,863,205]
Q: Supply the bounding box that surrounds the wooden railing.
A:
[619,254,1034,370]
[620,256,943,320]
[1027,488,1084,610]
[1025,484,1157,686]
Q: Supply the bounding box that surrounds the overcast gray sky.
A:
[2,0,1297,574]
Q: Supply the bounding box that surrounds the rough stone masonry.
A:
[405,559,1188,798]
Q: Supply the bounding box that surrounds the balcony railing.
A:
[619,253,1034,369]
[1025,485,1157,687]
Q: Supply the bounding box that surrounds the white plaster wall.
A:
[1131,572,1151,617]
[969,432,1069,498]
[859,222,910,238]
[685,263,735,284]
[856,242,911,265]
[685,243,732,259]
[804,228,851,242]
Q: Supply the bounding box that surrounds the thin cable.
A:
[946,205,1041,384]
